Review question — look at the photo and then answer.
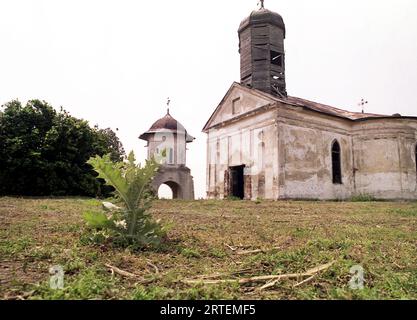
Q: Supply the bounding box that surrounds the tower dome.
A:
[238,7,286,37]
[139,110,194,142]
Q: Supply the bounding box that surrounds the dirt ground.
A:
[0,197,416,300]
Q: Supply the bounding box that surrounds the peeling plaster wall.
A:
[206,108,278,200]
[205,89,417,201]
[277,105,354,200]
[275,107,417,200]
[353,119,417,199]
[209,89,272,128]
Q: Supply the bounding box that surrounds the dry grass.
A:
[0,197,416,300]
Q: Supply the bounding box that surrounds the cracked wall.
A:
[206,93,417,200]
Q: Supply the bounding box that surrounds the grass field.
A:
[0,197,416,300]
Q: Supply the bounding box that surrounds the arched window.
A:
[332,140,342,184]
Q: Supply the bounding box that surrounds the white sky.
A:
[1,0,417,198]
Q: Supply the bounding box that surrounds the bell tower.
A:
[238,1,287,97]
[139,101,195,200]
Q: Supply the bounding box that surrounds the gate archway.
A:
[157,181,181,199]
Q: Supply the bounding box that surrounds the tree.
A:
[0,99,125,197]
[94,128,125,163]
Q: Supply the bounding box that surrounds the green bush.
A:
[0,99,125,197]
[83,151,166,248]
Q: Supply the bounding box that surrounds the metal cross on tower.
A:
[358,98,368,114]
[166,97,171,115]
[258,0,265,9]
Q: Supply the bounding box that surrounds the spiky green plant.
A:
[83,151,166,248]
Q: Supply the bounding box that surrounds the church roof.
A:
[239,8,286,37]
[203,82,415,132]
[140,110,195,142]
[284,96,384,121]
[149,111,182,131]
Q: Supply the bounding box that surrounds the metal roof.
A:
[239,8,286,37]
[139,111,195,142]
[202,82,417,132]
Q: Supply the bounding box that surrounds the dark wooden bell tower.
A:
[238,2,287,97]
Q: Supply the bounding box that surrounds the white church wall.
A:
[209,87,273,129]
[205,87,417,201]
[206,108,278,199]
[353,119,417,199]
[276,106,354,200]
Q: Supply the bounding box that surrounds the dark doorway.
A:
[230,165,245,199]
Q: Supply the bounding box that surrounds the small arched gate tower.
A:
[139,109,195,200]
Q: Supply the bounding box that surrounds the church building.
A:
[203,3,417,200]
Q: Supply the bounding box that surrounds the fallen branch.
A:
[105,263,163,285]
[293,275,315,288]
[225,243,281,256]
[258,261,334,290]
[183,261,335,288]
[146,260,160,274]
[224,243,237,251]
[195,268,262,280]
[236,246,281,256]
[105,263,140,279]
[304,261,335,276]
[236,249,263,255]
[393,261,405,270]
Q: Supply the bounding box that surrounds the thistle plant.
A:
[83,151,166,248]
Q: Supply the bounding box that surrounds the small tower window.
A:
[271,51,283,67]
[332,140,342,184]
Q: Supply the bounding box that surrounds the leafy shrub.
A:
[83,151,166,248]
[0,99,125,197]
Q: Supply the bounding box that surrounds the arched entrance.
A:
[150,166,194,200]
[158,184,173,199]
[157,181,181,199]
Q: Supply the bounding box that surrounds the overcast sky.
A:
[1,0,417,198]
